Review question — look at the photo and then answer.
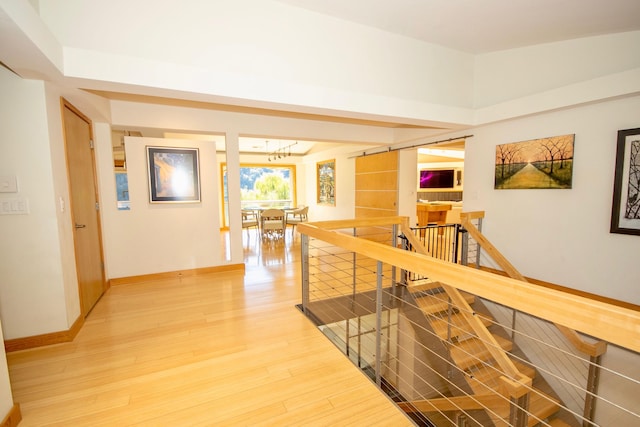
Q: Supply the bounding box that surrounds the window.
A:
[221,163,297,227]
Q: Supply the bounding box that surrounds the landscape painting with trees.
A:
[495,134,575,189]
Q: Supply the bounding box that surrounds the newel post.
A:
[500,374,533,427]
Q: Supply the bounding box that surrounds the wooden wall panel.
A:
[355,171,398,191]
[355,151,398,173]
[355,152,399,219]
[355,191,397,210]
[355,207,394,218]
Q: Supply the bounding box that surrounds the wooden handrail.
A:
[298,218,640,353]
[460,215,525,281]
[461,214,608,358]
[460,211,486,221]
[300,216,407,230]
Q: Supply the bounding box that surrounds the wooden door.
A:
[62,99,106,316]
[354,151,399,243]
[355,151,399,217]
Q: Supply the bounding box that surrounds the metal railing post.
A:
[474,217,483,268]
[460,226,469,266]
[397,234,409,285]
[352,227,357,299]
[301,233,310,313]
[345,318,351,360]
[375,260,383,387]
[510,394,530,427]
[583,355,602,427]
[391,224,397,290]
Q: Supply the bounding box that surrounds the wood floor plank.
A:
[7,234,411,426]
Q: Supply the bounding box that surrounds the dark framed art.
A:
[611,127,640,235]
[147,146,201,203]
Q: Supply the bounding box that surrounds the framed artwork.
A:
[610,128,640,235]
[147,146,201,203]
[494,134,575,189]
[317,159,336,205]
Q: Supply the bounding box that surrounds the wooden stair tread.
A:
[397,389,562,427]
[407,279,441,292]
[450,334,513,371]
[430,311,493,340]
[408,279,565,427]
[414,291,475,315]
[466,359,537,395]
[490,390,561,427]
[547,418,573,427]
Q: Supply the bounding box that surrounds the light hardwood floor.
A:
[7,230,412,426]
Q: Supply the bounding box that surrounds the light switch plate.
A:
[0,175,18,193]
[0,197,29,215]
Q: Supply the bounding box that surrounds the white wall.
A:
[398,149,418,224]
[98,137,222,279]
[0,67,72,339]
[474,31,640,109]
[301,146,360,221]
[463,95,640,304]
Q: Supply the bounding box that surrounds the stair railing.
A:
[459,212,609,426]
[298,216,640,427]
[404,211,612,425]
[400,222,534,425]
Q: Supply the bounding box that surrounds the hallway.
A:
[6,230,410,426]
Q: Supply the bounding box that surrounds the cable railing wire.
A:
[300,221,640,427]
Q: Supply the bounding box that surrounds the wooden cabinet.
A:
[416,203,451,226]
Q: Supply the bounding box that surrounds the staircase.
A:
[398,279,577,427]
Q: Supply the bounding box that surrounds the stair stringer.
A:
[400,281,581,427]
[399,284,495,426]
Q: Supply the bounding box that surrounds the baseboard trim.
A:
[4,314,83,353]
[3,265,245,352]
[0,403,21,427]
[109,263,246,286]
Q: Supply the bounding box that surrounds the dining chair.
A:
[285,206,308,236]
[241,209,259,238]
[260,208,286,239]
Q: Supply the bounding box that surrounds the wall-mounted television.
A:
[419,169,455,189]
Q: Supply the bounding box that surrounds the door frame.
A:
[61,98,107,317]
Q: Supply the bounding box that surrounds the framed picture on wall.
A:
[317,159,336,206]
[147,146,201,203]
[494,134,575,189]
[610,127,640,235]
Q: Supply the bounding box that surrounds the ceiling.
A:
[13,1,638,156]
[275,0,640,54]
[162,132,326,157]
[104,0,640,155]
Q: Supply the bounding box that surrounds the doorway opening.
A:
[220,163,297,228]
